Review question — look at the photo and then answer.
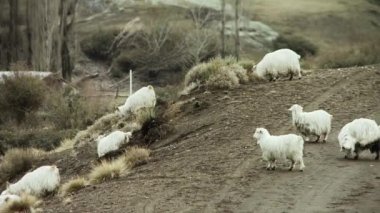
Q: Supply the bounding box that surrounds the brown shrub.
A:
[184,56,248,91]
[0,74,47,123]
[80,28,119,60]
[45,90,113,130]
[88,159,127,184]
[273,34,318,57]
[60,177,88,196]
[0,148,45,186]
[122,147,150,168]
[0,129,76,152]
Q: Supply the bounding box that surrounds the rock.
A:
[224,17,279,49]
[148,0,223,11]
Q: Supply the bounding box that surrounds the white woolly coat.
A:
[254,128,304,162]
[97,131,132,158]
[0,194,21,206]
[254,48,301,80]
[4,165,60,197]
[289,104,332,137]
[338,118,380,152]
[118,85,156,116]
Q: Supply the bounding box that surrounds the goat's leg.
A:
[298,158,305,171]
[289,160,295,171]
[289,73,293,81]
[271,160,276,170]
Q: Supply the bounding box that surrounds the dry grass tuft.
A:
[0,193,42,213]
[73,112,120,146]
[60,177,89,196]
[122,147,151,168]
[183,56,249,92]
[134,108,156,127]
[88,159,127,184]
[0,148,45,185]
[54,138,75,153]
[87,147,150,184]
[238,59,255,72]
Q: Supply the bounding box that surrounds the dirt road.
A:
[44,65,380,213]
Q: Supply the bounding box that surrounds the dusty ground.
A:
[43,65,380,212]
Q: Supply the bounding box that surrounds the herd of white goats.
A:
[1,48,379,207]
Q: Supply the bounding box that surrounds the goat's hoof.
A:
[344,155,348,159]
[266,167,270,170]
[354,156,359,160]
[299,169,304,172]
[288,168,293,171]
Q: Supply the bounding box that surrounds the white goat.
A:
[3,165,60,197]
[289,104,332,143]
[117,85,156,117]
[97,131,132,158]
[253,48,301,81]
[0,194,20,207]
[253,128,305,171]
[338,118,380,159]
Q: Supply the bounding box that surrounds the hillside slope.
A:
[44,65,380,212]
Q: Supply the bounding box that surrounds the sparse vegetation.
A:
[9,61,31,71]
[0,148,45,186]
[60,177,88,196]
[46,91,112,130]
[184,56,248,90]
[88,158,127,184]
[122,147,151,168]
[238,59,255,71]
[134,105,173,145]
[72,112,120,146]
[80,28,119,60]
[88,146,151,184]
[0,193,41,213]
[134,108,156,127]
[319,40,380,68]
[54,138,75,153]
[368,0,380,6]
[0,74,47,123]
[273,35,318,57]
[0,129,75,152]
[96,17,219,80]
[112,23,193,76]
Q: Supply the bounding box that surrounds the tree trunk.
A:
[60,0,78,82]
[234,0,240,61]
[25,0,32,66]
[8,0,18,68]
[221,0,226,58]
[28,0,61,71]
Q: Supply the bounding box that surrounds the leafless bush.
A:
[0,148,45,186]
[0,74,47,123]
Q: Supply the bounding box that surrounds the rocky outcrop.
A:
[224,18,279,48]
